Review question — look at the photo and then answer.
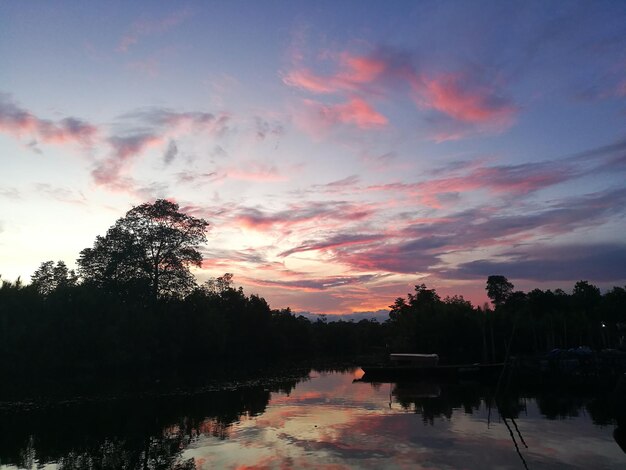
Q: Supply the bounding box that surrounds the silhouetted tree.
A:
[572,280,601,314]
[31,261,77,297]
[202,273,234,295]
[486,275,514,308]
[387,284,483,361]
[78,200,209,300]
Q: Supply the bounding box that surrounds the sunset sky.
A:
[1,1,626,314]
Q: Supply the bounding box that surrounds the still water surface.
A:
[1,368,624,469]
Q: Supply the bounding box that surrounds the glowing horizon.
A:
[1,1,626,314]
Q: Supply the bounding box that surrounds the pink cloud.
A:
[340,54,387,83]
[91,108,229,191]
[279,233,385,258]
[92,133,163,189]
[241,273,382,293]
[0,94,98,146]
[0,96,232,192]
[235,213,286,231]
[232,201,377,233]
[283,69,338,94]
[369,160,575,208]
[198,247,278,273]
[323,188,626,279]
[284,46,517,134]
[419,74,517,125]
[283,53,386,94]
[226,161,288,182]
[338,245,439,274]
[332,98,387,127]
[298,97,387,135]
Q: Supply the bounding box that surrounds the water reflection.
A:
[1,370,625,469]
[386,378,615,424]
[0,376,304,470]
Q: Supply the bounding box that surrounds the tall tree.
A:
[31,260,77,296]
[78,199,209,300]
[486,275,514,308]
[572,280,601,313]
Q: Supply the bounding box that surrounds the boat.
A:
[360,353,505,380]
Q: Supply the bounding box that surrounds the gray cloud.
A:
[251,273,386,292]
[163,139,178,165]
[319,186,626,275]
[35,184,86,205]
[255,116,284,140]
[0,93,97,146]
[0,187,20,200]
[444,243,626,282]
[93,107,231,190]
[279,233,385,258]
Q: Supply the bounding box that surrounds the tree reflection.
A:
[371,378,619,426]
[0,376,305,469]
[392,380,484,424]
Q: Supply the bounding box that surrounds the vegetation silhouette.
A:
[78,199,209,302]
[0,374,306,469]
[2,374,619,469]
[386,278,626,364]
[0,199,625,382]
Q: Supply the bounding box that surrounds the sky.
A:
[1,1,626,315]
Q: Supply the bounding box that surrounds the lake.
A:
[1,368,625,469]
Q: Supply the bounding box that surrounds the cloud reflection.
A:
[183,371,625,469]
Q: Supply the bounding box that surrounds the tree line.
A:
[1,199,625,378]
[0,200,386,377]
[386,277,626,364]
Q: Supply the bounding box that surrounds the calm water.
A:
[1,368,625,469]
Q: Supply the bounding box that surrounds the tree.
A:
[203,273,235,295]
[572,280,601,313]
[486,275,514,308]
[78,199,209,300]
[31,260,77,296]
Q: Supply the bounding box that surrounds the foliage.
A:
[31,260,77,296]
[78,199,209,300]
[2,199,626,377]
[2,265,626,376]
[387,284,482,362]
[385,278,626,362]
[486,275,514,307]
